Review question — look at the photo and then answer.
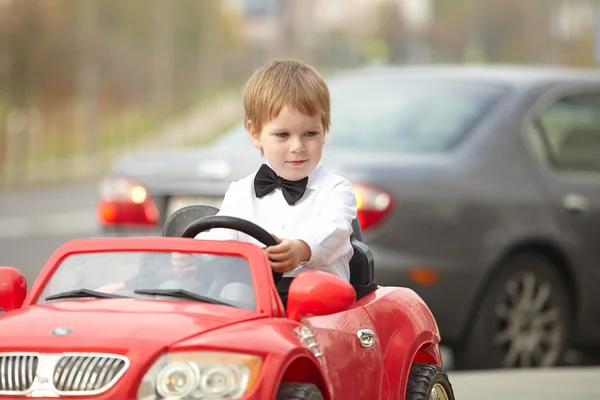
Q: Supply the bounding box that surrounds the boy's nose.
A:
[289,138,305,153]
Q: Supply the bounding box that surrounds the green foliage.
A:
[0,0,241,110]
[0,0,244,166]
[426,0,593,66]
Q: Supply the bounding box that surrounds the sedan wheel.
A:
[454,253,571,370]
[493,271,564,367]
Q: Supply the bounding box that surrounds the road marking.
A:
[0,210,99,239]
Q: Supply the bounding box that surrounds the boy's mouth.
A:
[287,160,307,166]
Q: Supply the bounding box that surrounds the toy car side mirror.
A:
[286,270,355,321]
[0,267,27,313]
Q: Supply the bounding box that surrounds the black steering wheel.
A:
[181,215,283,284]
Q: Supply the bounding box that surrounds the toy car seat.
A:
[349,219,378,299]
[161,205,220,237]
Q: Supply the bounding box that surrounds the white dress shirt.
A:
[195,162,357,281]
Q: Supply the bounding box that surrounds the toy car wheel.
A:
[454,252,571,370]
[405,363,454,400]
[276,382,324,400]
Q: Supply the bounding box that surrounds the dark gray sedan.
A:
[98,65,600,370]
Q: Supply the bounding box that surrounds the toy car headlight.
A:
[137,351,262,400]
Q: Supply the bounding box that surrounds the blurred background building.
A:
[1,0,599,187]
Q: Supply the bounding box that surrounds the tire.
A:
[406,363,455,400]
[276,382,324,400]
[454,252,571,370]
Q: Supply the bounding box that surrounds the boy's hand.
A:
[171,252,197,277]
[266,235,311,273]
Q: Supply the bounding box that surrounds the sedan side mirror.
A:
[0,267,27,312]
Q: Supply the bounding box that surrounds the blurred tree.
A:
[3,0,71,108]
[1,0,77,178]
[0,0,248,183]
[561,26,596,67]
[0,0,245,126]
[0,0,11,168]
[424,0,471,62]
[196,0,219,95]
[426,0,557,64]
[152,0,173,118]
[0,0,243,111]
[369,1,407,64]
[426,0,597,67]
[364,38,390,64]
[192,0,243,100]
[312,25,364,69]
[77,0,99,156]
[277,0,298,59]
[475,0,551,63]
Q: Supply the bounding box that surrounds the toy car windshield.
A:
[36,250,256,310]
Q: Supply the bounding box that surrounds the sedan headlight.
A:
[137,351,262,400]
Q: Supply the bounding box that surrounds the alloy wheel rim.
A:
[493,271,564,367]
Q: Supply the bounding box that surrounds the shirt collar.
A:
[306,162,324,190]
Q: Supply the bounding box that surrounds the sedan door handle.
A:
[562,193,590,214]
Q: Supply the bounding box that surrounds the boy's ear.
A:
[247,120,262,150]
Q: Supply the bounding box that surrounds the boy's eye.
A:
[275,132,289,138]
[305,131,318,137]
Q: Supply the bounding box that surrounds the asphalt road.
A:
[0,181,101,285]
[1,181,600,399]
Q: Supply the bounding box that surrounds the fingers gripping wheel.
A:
[180,215,283,284]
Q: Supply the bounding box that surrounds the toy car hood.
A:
[0,298,264,354]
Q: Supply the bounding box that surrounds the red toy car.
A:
[0,206,455,399]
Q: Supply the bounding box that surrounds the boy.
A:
[98,60,357,301]
[173,59,357,285]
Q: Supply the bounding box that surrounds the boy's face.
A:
[249,106,325,181]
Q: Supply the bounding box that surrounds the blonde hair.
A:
[243,59,331,136]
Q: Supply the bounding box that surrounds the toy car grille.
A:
[53,355,128,393]
[0,352,129,396]
[0,354,39,393]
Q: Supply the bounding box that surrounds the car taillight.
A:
[96,176,159,227]
[352,182,394,231]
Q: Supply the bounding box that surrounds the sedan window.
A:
[326,80,508,153]
[536,93,600,173]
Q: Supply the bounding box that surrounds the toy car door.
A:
[301,306,382,399]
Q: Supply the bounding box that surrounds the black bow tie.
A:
[253,164,308,205]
